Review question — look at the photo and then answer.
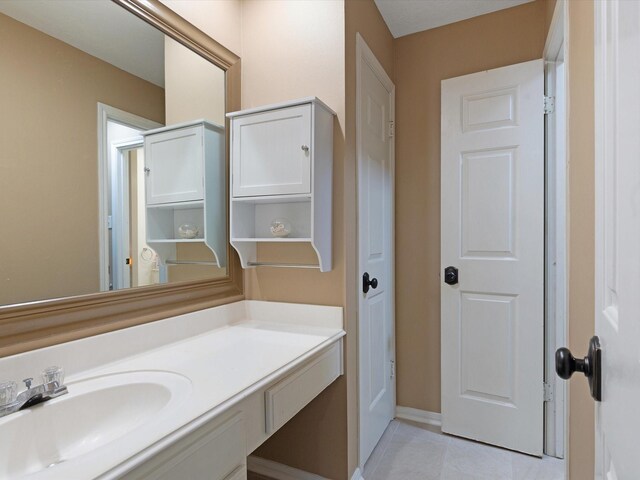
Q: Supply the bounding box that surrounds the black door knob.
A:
[362,272,378,294]
[555,336,602,401]
[444,266,458,285]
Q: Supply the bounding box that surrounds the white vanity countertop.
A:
[0,300,344,480]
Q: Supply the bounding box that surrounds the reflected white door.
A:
[595,2,640,478]
[357,35,395,466]
[441,59,544,455]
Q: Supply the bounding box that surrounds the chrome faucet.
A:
[0,366,68,419]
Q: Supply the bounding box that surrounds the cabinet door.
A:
[145,126,204,205]
[232,104,312,197]
[122,413,245,480]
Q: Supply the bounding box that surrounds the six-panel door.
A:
[232,105,312,197]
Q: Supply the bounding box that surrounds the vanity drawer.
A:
[124,412,245,480]
[265,341,342,434]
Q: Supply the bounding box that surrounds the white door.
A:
[357,35,395,467]
[441,59,544,455]
[145,125,204,205]
[231,105,311,198]
[595,2,640,478]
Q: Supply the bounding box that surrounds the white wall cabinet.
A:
[142,120,226,269]
[228,98,335,272]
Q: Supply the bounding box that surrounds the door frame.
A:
[111,139,144,291]
[543,0,569,459]
[97,103,162,291]
[355,32,396,471]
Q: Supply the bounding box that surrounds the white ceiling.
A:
[0,0,165,87]
[374,0,535,38]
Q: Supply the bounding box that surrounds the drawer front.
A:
[123,413,245,480]
[232,104,312,197]
[145,126,204,205]
[265,341,342,434]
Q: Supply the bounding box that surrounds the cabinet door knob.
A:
[144,167,151,174]
[301,145,309,153]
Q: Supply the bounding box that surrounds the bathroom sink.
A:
[0,370,191,478]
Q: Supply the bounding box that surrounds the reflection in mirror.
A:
[0,0,227,307]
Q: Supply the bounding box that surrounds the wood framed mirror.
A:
[0,0,243,357]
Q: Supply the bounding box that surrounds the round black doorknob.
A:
[555,336,602,401]
[555,347,587,379]
[362,272,378,294]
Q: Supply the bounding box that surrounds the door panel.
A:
[145,126,204,205]
[441,59,544,455]
[461,148,516,257]
[595,2,640,478]
[232,105,311,197]
[460,293,516,403]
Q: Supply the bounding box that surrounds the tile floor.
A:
[247,419,565,480]
[363,420,565,480]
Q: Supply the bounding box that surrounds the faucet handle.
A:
[23,378,33,389]
[42,366,64,387]
[0,381,17,407]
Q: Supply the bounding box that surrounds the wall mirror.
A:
[0,0,242,356]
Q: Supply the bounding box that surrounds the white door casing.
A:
[595,2,640,478]
[111,139,144,290]
[356,34,395,468]
[441,59,545,456]
[543,0,568,458]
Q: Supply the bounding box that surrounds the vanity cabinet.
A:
[228,98,335,272]
[123,413,246,480]
[142,120,226,268]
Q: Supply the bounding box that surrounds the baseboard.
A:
[395,406,442,427]
[247,456,329,480]
[350,467,363,480]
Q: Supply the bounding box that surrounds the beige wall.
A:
[239,1,348,478]
[164,37,227,281]
[159,0,242,57]
[0,12,164,306]
[164,37,226,126]
[345,0,395,476]
[394,0,547,413]
[566,2,595,478]
[546,0,558,34]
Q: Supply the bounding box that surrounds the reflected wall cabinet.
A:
[142,120,226,269]
[227,98,335,272]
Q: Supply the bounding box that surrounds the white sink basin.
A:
[0,370,191,478]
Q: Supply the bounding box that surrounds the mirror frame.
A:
[0,0,243,357]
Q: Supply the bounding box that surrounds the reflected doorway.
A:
[109,134,160,290]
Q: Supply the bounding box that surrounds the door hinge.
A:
[107,215,113,230]
[390,359,395,379]
[543,382,554,402]
[544,95,555,115]
[388,120,395,138]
